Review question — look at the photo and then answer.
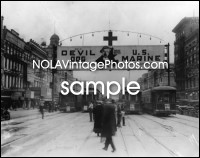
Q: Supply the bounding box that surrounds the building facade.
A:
[1,16,76,109]
[137,65,176,91]
[1,16,4,92]
[172,17,199,100]
[25,39,52,108]
[2,26,27,108]
[45,34,65,103]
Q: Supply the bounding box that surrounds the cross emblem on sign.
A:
[103,30,118,46]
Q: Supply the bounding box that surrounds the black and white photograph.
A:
[1,1,199,157]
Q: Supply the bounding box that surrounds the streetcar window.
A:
[157,93,170,103]
[163,94,170,103]
[170,93,176,103]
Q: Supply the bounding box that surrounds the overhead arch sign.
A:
[56,45,166,70]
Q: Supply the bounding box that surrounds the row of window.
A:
[4,42,30,62]
[176,30,185,40]
[4,57,24,73]
[186,53,199,66]
[186,77,199,89]
[4,41,49,65]
[3,74,24,89]
[185,46,197,55]
[34,80,42,87]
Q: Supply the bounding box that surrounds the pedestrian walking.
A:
[93,102,104,137]
[117,104,122,127]
[39,99,44,119]
[121,104,126,126]
[101,100,117,152]
[89,101,94,122]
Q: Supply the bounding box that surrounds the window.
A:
[192,54,195,63]
[194,54,197,63]
[21,78,23,88]
[9,76,12,88]
[10,61,12,70]
[11,47,13,55]
[7,45,10,54]
[5,75,8,88]
[13,61,15,70]
[11,77,15,87]
[18,77,20,87]
[13,49,16,56]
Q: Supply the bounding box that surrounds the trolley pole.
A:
[167,43,170,86]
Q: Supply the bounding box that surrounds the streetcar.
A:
[142,86,176,116]
[59,92,77,112]
[126,91,143,114]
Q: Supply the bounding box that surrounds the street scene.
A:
[1,1,199,157]
[1,111,199,157]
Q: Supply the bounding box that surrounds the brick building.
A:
[172,17,199,101]
[2,26,27,108]
[137,64,176,92]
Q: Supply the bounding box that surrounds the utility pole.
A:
[167,43,170,86]
[52,45,57,110]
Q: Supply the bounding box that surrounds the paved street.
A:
[1,112,199,157]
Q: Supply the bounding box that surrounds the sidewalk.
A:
[1,108,60,126]
[9,108,40,119]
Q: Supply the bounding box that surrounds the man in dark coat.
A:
[88,101,94,122]
[39,99,44,119]
[93,103,104,137]
[101,101,117,152]
[117,104,122,127]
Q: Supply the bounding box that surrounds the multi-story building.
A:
[185,29,199,100]
[172,17,199,100]
[1,16,4,92]
[2,26,27,108]
[1,16,75,109]
[25,39,52,108]
[45,34,70,103]
[137,64,176,91]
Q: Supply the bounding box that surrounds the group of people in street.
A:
[2,99,22,111]
[89,100,126,153]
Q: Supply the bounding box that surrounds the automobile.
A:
[176,105,195,115]
[95,100,104,106]
[1,100,10,121]
[59,102,76,113]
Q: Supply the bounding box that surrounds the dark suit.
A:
[101,103,117,151]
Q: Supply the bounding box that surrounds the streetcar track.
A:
[158,117,199,129]
[119,127,129,156]
[1,113,84,156]
[129,116,179,157]
[1,113,82,147]
[140,115,191,139]
[77,130,93,153]
[1,112,79,132]
[126,116,146,149]
[1,113,67,140]
[172,115,199,123]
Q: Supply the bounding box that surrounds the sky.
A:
[1,1,199,96]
